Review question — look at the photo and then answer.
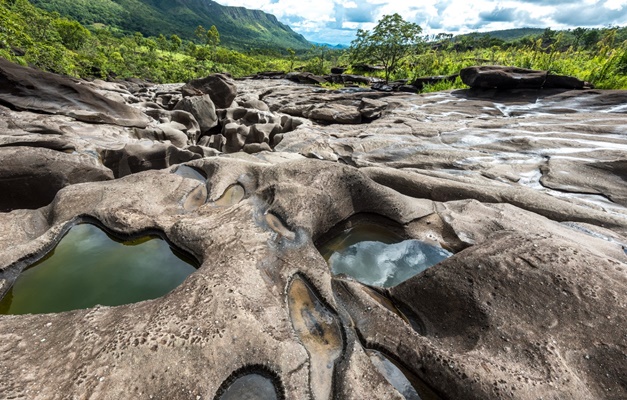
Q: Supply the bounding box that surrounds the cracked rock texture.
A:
[0,60,625,400]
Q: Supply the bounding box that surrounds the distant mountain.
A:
[30,0,311,51]
[311,42,349,50]
[456,28,546,42]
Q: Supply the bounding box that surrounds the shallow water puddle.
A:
[319,224,452,288]
[217,374,279,400]
[213,184,245,206]
[173,165,206,182]
[368,350,441,400]
[287,276,343,400]
[318,223,403,261]
[0,223,197,315]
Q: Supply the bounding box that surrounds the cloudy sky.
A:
[216,0,627,45]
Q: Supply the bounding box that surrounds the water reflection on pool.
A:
[319,223,452,288]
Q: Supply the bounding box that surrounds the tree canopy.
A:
[349,13,423,82]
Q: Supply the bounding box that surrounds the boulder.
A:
[222,122,250,153]
[173,94,218,134]
[460,65,548,89]
[0,58,150,127]
[286,72,328,85]
[144,109,201,141]
[544,74,588,89]
[248,123,282,144]
[181,73,237,109]
[252,71,286,79]
[306,104,362,124]
[461,66,588,90]
[237,97,270,112]
[330,67,347,74]
[352,63,385,72]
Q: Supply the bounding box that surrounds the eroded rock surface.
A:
[0,60,626,400]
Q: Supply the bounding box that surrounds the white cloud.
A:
[215,0,627,44]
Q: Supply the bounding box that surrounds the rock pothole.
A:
[0,220,198,315]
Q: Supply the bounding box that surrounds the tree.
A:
[207,25,220,49]
[169,34,182,52]
[194,25,206,44]
[286,48,296,71]
[54,18,90,50]
[349,13,422,82]
[572,27,587,49]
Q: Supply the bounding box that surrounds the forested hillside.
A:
[29,0,311,50]
[0,0,298,81]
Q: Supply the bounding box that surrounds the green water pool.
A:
[0,223,197,315]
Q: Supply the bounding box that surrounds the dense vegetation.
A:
[0,0,298,81]
[28,0,310,51]
[348,23,627,89]
[1,0,626,90]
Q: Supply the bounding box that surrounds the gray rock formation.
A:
[0,58,150,127]
[460,65,589,90]
[181,73,237,109]
[173,94,218,135]
[0,61,625,400]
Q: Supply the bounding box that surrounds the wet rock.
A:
[216,373,281,400]
[541,159,627,206]
[0,58,150,127]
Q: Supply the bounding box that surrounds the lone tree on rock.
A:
[349,13,423,82]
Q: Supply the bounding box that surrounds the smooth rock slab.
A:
[0,58,150,127]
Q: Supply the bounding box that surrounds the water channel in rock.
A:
[0,223,197,315]
[319,223,452,288]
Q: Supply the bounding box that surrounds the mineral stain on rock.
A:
[0,223,197,315]
[287,275,343,400]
